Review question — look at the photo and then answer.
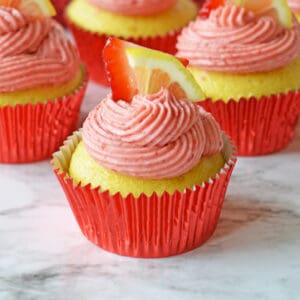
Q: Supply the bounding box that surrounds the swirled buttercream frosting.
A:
[82,88,223,179]
[288,0,300,13]
[87,0,176,16]
[0,6,80,92]
[176,5,300,73]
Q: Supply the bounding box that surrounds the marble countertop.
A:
[0,82,299,300]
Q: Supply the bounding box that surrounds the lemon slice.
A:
[228,0,293,28]
[103,37,205,102]
[19,0,56,17]
[0,0,56,17]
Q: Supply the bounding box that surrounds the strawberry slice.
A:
[103,38,191,102]
[176,57,189,67]
[103,37,138,102]
[200,0,224,18]
[103,37,205,103]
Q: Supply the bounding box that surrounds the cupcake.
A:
[177,1,300,155]
[65,0,198,85]
[52,38,236,258]
[288,0,300,21]
[0,1,87,163]
[52,0,70,26]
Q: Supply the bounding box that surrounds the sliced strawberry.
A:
[176,57,189,67]
[103,37,138,102]
[200,0,224,18]
[103,37,205,103]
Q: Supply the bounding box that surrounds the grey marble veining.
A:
[0,83,299,300]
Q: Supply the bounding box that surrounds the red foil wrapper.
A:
[67,20,181,86]
[52,131,236,258]
[198,90,300,156]
[52,0,70,26]
[0,72,88,164]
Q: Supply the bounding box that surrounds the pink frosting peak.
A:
[87,0,176,16]
[82,88,223,179]
[288,0,300,13]
[176,5,300,74]
[0,6,80,92]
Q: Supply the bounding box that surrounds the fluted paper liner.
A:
[67,20,181,86]
[0,70,88,163]
[51,131,236,258]
[198,90,300,156]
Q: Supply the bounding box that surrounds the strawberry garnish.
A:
[103,37,138,102]
[176,57,189,67]
[103,37,205,103]
[200,0,224,18]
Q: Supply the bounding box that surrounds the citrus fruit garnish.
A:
[202,0,292,28]
[0,0,56,18]
[103,37,205,102]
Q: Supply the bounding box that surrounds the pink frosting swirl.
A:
[288,0,300,13]
[0,6,80,92]
[82,88,223,179]
[176,5,300,73]
[87,0,176,16]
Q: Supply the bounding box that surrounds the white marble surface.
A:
[0,82,299,300]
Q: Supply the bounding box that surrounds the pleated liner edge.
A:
[0,70,88,163]
[198,90,300,156]
[51,131,236,258]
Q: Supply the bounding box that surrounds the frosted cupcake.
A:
[0,2,87,163]
[52,38,236,258]
[66,0,198,85]
[70,89,226,197]
[177,1,300,155]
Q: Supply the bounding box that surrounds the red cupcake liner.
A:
[67,20,181,86]
[0,70,88,164]
[198,90,300,156]
[52,131,236,258]
[52,0,70,26]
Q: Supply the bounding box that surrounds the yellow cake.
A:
[0,67,84,106]
[69,141,225,197]
[189,56,300,102]
[66,0,198,38]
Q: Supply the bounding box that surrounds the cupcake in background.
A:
[52,38,236,258]
[177,0,300,156]
[52,0,69,26]
[65,0,198,85]
[288,0,300,21]
[0,0,87,163]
